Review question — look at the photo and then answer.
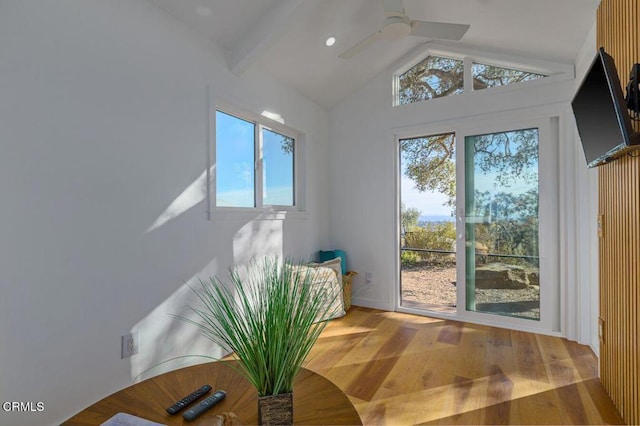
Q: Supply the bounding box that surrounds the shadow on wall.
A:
[129,156,298,381]
[232,217,284,265]
[130,257,227,382]
[146,166,214,234]
[131,214,288,382]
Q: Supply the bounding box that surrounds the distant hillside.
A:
[419,215,455,224]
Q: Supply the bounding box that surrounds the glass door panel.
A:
[399,133,457,312]
[464,129,540,320]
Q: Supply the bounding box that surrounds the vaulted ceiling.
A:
[149,0,601,109]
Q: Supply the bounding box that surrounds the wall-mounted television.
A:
[572,47,640,168]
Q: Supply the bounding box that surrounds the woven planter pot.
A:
[258,392,293,425]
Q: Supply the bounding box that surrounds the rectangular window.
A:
[216,110,255,207]
[215,109,296,208]
[262,128,294,206]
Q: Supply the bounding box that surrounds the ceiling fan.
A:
[339,0,470,59]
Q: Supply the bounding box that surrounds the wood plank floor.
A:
[303,307,624,425]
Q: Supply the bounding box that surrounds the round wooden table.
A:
[63,361,362,425]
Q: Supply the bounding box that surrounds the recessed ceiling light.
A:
[325,36,336,47]
[196,6,213,17]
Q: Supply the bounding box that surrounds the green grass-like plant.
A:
[178,258,337,397]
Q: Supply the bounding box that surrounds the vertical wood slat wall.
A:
[597,1,640,424]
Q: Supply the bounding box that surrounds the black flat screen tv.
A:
[572,47,640,168]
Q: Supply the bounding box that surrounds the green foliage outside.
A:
[399,56,464,104]
[472,188,539,267]
[398,55,545,105]
[472,63,545,90]
[400,202,420,234]
[403,222,456,267]
[401,128,540,270]
[401,134,456,210]
[400,250,421,268]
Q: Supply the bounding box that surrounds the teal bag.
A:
[319,250,347,275]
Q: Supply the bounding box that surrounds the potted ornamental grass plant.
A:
[178,257,338,425]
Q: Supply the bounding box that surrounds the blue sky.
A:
[401,173,453,218]
[216,111,293,207]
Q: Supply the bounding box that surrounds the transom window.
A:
[215,109,296,208]
[398,55,464,104]
[395,51,550,106]
[472,63,545,90]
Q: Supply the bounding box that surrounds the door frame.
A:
[395,111,561,335]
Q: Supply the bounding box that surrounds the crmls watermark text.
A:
[2,402,45,412]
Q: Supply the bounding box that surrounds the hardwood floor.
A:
[303,307,624,425]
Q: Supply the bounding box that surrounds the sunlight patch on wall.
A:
[146,167,214,233]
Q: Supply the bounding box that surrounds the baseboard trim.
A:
[351,297,393,311]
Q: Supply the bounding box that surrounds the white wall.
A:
[0,1,330,425]
[329,43,598,344]
[571,20,601,353]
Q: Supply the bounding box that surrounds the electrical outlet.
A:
[365,272,373,286]
[121,332,138,359]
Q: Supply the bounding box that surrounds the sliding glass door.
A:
[464,129,540,321]
[399,133,457,312]
[398,118,558,332]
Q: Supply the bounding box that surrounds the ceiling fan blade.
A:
[338,31,383,59]
[410,20,470,41]
[381,0,405,17]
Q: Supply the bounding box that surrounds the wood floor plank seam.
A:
[304,307,625,425]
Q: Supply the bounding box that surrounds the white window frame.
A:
[212,102,301,213]
[394,106,562,336]
[393,43,574,106]
[454,116,560,334]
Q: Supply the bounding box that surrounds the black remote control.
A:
[165,384,212,414]
[182,390,226,421]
